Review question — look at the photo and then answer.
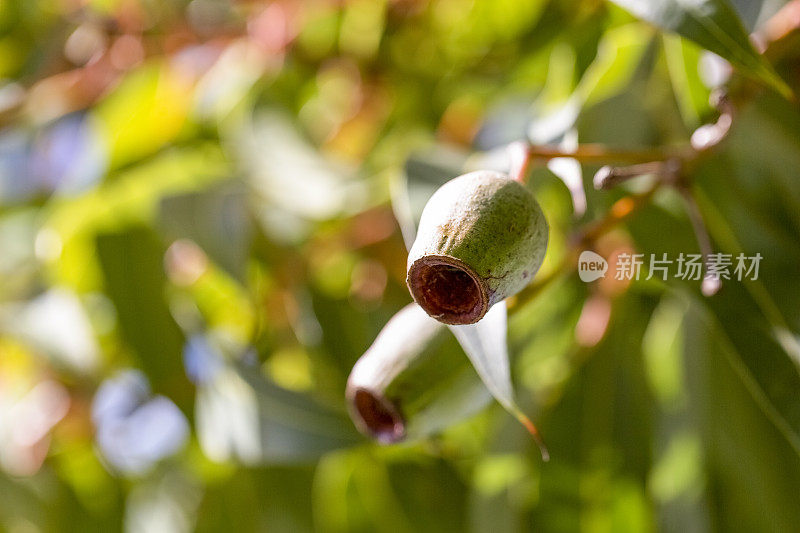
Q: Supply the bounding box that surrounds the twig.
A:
[593,159,680,190]
[678,186,721,296]
[507,141,533,183]
[522,143,692,165]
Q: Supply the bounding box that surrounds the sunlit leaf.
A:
[662,35,713,128]
[607,0,791,96]
[234,111,368,223]
[391,147,467,249]
[449,301,548,459]
[0,289,100,373]
[196,362,360,464]
[94,62,193,169]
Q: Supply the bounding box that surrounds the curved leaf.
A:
[608,0,791,97]
[449,302,549,459]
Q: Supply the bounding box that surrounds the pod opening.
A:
[352,388,405,444]
[407,256,487,324]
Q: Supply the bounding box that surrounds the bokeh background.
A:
[2,0,800,531]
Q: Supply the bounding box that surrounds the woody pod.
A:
[406,170,549,324]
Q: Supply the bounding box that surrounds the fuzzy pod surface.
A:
[346,304,490,444]
[407,170,549,324]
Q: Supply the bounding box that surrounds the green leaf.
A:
[527,292,660,530]
[607,0,792,97]
[158,180,253,283]
[449,302,549,459]
[47,145,229,292]
[392,148,468,249]
[695,285,800,451]
[576,23,654,107]
[683,302,800,531]
[94,62,192,169]
[662,34,713,128]
[196,362,360,464]
[95,227,190,409]
[449,303,513,415]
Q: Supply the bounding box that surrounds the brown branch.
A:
[522,143,693,165]
[593,159,680,190]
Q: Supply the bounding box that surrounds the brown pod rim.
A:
[407,254,489,325]
[347,387,406,444]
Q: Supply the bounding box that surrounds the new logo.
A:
[578,251,608,282]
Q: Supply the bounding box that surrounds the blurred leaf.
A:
[310,289,392,383]
[392,147,467,249]
[313,449,414,533]
[683,302,800,532]
[576,23,654,107]
[196,362,360,464]
[509,277,586,405]
[385,458,470,533]
[0,288,100,373]
[125,470,201,533]
[195,465,316,532]
[449,302,547,455]
[95,227,189,406]
[662,35,713,128]
[697,282,800,450]
[234,111,368,223]
[628,161,800,448]
[693,92,800,332]
[94,62,193,169]
[48,144,229,292]
[728,0,784,31]
[607,0,791,97]
[159,180,252,283]
[0,209,39,298]
[529,292,659,530]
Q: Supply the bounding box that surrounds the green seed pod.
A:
[407,171,549,324]
[346,304,491,443]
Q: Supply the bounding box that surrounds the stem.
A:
[523,143,692,165]
[679,186,720,296]
[593,160,678,190]
[508,141,692,184]
[515,411,550,461]
[507,141,533,183]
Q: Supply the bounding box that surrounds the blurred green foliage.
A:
[0,0,799,531]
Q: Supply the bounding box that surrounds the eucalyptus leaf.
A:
[196,362,359,464]
[684,302,800,531]
[607,0,791,96]
[448,302,512,409]
[158,180,252,283]
[96,227,190,409]
[662,34,714,127]
[449,301,549,459]
[392,148,468,249]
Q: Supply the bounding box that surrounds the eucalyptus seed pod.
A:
[407,171,548,324]
[346,304,490,443]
